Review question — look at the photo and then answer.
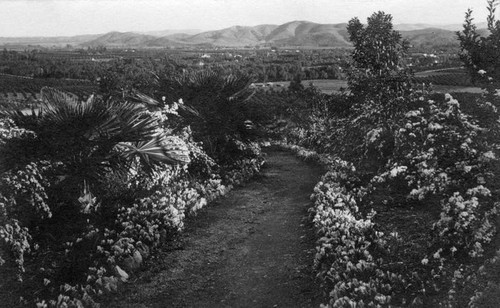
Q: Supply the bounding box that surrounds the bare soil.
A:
[107,147,326,308]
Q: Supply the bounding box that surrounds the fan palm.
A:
[153,70,256,160]
[0,87,190,181]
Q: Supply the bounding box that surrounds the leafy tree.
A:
[347,12,413,104]
[288,73,305,92]
[97,59,158,99]
[456,0,500,142]
[329,12,420,171]
[457,0,500,91]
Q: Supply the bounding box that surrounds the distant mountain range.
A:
[0,21,489,49]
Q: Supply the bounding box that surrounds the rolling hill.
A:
[1,21,489,49]
[79,21,473,49]
[83,32,158,47]
[78,21,352,48]
[0,34,102,46]
[395,22,487,32]
[184,25,275,46]
[402,28,459,49]
[264,21,350,47]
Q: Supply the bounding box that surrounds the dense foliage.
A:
[347,12,413,100]
[457,0,500,89]
[2,3,500,307]
[0,68,264,306]
[274,8,500,307]
[0,47,349,86]
[154,70,261,162]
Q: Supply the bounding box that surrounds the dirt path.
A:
[108,147,325,308]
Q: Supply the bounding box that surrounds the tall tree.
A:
[457,0,500,90]
[347,12,413,103]
[338,12,418,171]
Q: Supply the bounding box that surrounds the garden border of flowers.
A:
[51,155,265,308]
[274,140,500,307]
[0,126,265,307]
[273,141,402,306]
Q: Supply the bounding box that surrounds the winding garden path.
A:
[108,147,325,308]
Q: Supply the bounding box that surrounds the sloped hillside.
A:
[84,31,157,47]
[402,28,459,49]
[77,21,489,48]
[266,21,350,46]
[186,25,277,46]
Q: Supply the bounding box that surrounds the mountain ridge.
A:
[0,20,488,48]
[78,21,357,48]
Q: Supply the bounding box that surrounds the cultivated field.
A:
[263,78,483,94]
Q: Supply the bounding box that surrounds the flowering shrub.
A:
[307,155,424,307]
[0,88,265,307]
[264,8,500,307]
[38,152,261,307]
[280,90,499,305]
[0,158,55,282]
[367,95,499,258]
[467,248,500,307]
[274,85,500,306]
[276,92,500,306]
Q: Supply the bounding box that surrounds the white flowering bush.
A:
[366,94,499,258]
[466,248,500,307]
[273,46,500,307]
[309,156,431,307]
[0,88,265,307]
[264,7,500,306]
[0,158,55,282]
[276,89,500,306]
[39,152,262,307]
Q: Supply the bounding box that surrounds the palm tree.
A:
[151,70,257,161]
[1,87,190,198]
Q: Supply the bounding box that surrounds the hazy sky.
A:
[0,0,493,37]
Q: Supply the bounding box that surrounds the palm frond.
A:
[95,101,157,142]
[119,134,190,167]
[223,74,255,102]
[40,86,79,111]
[129,90,161,107]
[159,135,191,164]
[177,102,202,118]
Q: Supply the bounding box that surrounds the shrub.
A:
[0,85,266,306]
[275,8,500,307]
